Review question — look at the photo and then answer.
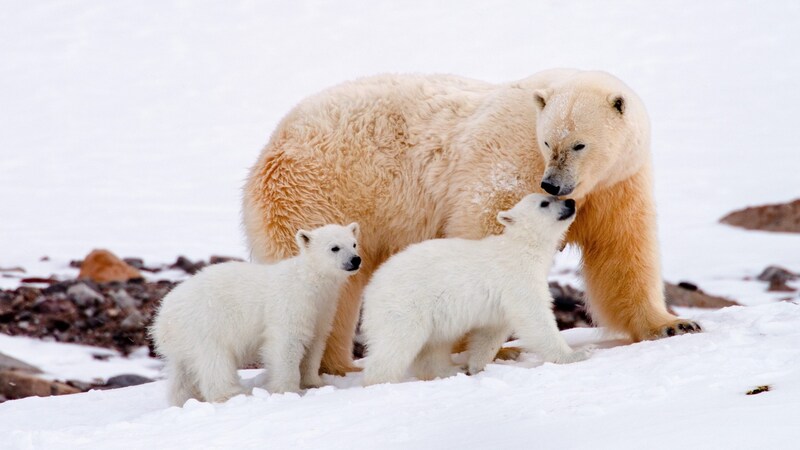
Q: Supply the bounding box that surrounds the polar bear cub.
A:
[361,194,589,385]
[151,223,360,405]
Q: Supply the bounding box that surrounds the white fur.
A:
[361,194,589,385]
[151,223,360,405]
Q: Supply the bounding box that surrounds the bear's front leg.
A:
[262,335,305,394]
[569,171,701,341]
[300,316,336,389]
[508,286,590,364]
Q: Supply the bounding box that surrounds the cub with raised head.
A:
[361,194,588,385]
[151,223,360,405]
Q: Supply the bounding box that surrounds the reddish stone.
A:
[78,249,142,283]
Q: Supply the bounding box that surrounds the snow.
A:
[2,303,799,449]
[1,0,800,448]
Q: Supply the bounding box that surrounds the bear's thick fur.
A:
[362,194,590,386]
[243,70,700,375]
[151,223,360,405]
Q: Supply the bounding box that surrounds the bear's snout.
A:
[558,199,576,221]
[541,180,561,196]
[346,256,362,272]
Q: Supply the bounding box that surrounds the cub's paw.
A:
[494,346,522,361]
[301,376,324,390]
[654,319,702,339]
[556,347,594,364]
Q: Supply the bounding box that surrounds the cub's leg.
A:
[194,348,243,403]
[466,326,512,375]
[412,342,460,381]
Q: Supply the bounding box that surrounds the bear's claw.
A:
[658,320,702,338]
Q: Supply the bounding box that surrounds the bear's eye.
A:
[540,201,550,208]
[353,243,357,248]
[331,246,340,253]
[573,143,585,151]
[544,141,550,148]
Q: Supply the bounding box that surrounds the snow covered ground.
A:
[1,0,800,448]
[2,303,799,449]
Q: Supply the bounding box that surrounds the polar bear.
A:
[150,223,360,405]
[243,70,701,375]
[361,194,589,385]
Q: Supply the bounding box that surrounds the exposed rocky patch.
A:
[720,199,800,233]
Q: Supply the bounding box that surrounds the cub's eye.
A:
[540,201,550,208]
[331,246,340,253]
[353,243,357,248]
[573,143,585,151]
[544,141,550,148]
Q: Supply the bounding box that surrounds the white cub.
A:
[361,194,589,385]
[151,223,361,406]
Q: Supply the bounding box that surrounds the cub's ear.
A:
[295,229,312,250]
[497,211,515,227]
[533,89,551,110]
[608,94,625,114]
[347,222,360,238]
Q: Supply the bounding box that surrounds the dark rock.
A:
[171,256,205,275]
[209,255,245,265]
[757,266,797,282]
[104,374,153,389]
[677,281,698,291]
[119,310,145,330]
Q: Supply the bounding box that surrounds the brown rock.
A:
[720,199,800,233]
[0,370,80,400]
[665,282,739,308]
[78,249,142,283]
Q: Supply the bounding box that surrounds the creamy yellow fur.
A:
[243,70,696,375]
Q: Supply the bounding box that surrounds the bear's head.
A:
[497,193,576,244]
[533,71,650,199]
[295,223,361,276]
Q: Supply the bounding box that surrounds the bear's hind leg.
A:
[166,359,202,406]
[363,331,428,386]
[412,342,459,381]
[466,327,511,375]
[195,350,242,403]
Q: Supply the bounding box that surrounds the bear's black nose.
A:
[564,199,575,209]
[347,256,361,271]
[541,181,561,196]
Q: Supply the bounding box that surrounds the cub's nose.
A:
[346,256,362,271]
[564,199,576,209]
[541,180,561,196]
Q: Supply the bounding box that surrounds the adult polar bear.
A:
[243,69,701,375]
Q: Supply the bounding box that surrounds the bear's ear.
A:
[533,89,551,110]
[497,211,515,227]
[608,94,625,115]
[347,222,360,238]
[295,229,312,250]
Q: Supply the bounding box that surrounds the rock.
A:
[119,310,145,330]
[78,249,143,283]
[171,256,205,275]
[0,370,80,400]
[209,255,245,265]
[720,199,800,233]
[0,267,25,273]
[109,289,139,311]
[103,374,153,389]
[67,282,104,307]
[0,352,42,374]
[665,282,739,308]
[756,266,798,292]
[757,265,797,282]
